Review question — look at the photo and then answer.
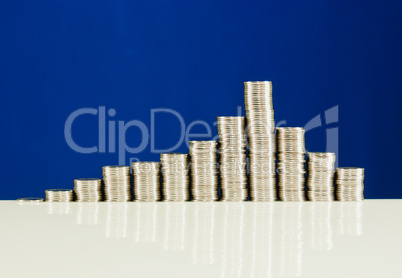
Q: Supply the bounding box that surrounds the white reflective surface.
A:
[0,200,401,277]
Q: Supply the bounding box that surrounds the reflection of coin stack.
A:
[74,178,103,202]
[103,166,132,202]
[310,202,333,250]
[134,203,158,243]
[132,162,160,202]
[277,127,306,201]
[163,203,186,250]
[221,203,244,278]
[244,81,276,201]
[105,203,128,238]
[307,153,336,201]
[193,203,215,264]
[217,117,247,201]
[160,153,189,201]
[45,189,74,202]
[279,203,303,277]
[47,203,72,215]
[336,167,365,201]
[76,203,100,225]
[189,141,218,201]
[250,203,274,278]
[338,202,363,236]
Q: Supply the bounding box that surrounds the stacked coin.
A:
[276,127,306,201]
[45,189,74,202]
[74,178,103,202]
[307,152,336,201]
[17,198,45,204]
[244,81,276,201]
[189,140,218,201]
[217,116,247,201]
[336,167,365,201]
[160,153,189,201]
[103,166,132,201]
[132,162,161,202]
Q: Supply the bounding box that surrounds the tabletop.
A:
[0,200,401,278]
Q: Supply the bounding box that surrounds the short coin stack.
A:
[45,189,74,202]
[17,198,45,204]
[217,117,247,201]
[307,153,336,201]
[103,166,132,201]
[277,127,306,201]
[160,153,189,201]
[132,162,161,202]
[74,178,103,202]
[244,81,276,201]
[336,167,365,201]
[189,140,218,201]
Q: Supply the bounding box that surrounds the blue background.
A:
[1,0,401,199]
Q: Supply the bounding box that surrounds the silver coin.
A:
[161,153,189,201]
[335,167,365,201]
[189,141,218,201]
[217,116,247,201]
[132,162,160,202]
[102,166,132,201]
[74,178,103,202]
[306,152,336,201]
[276,127,306,201]
[17,197,45,203]
[45,189,74,202]
[244,81,277,201]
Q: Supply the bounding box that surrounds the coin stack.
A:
[132,162,161,202]
[217,116,247,201]
[103,166,132,201]
[160,153,189,201]
[336,167,365,201]
[244,81,276,201]
[189,141,218,201]
[74,178,103,202]
[306,152,336,201]
[17,198,45,204]
[45,189,74,202]
[276,127,306,201]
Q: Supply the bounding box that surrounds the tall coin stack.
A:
[276,127,306,201]
[189,140,218,201]
[306,153,336,201]
[160,153,189,201]
[217,117,247,201]
[132,162,161,202]
[45,189,74,202]
[244,81,276,201]
[103,166,132,201]
[74,178,103,202]
[336,167,365,201]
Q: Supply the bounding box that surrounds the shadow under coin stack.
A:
[336,167,365,201]
[161,153,189,201]
[217,117,247,201]
[74,178,103,202]
[45,189,74,202]
[244,81,277,201]
[103,166,132,201]
[307,153,336,201]
[189,141,218,201]
[132,162,161,202]
[277,127,306,201]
